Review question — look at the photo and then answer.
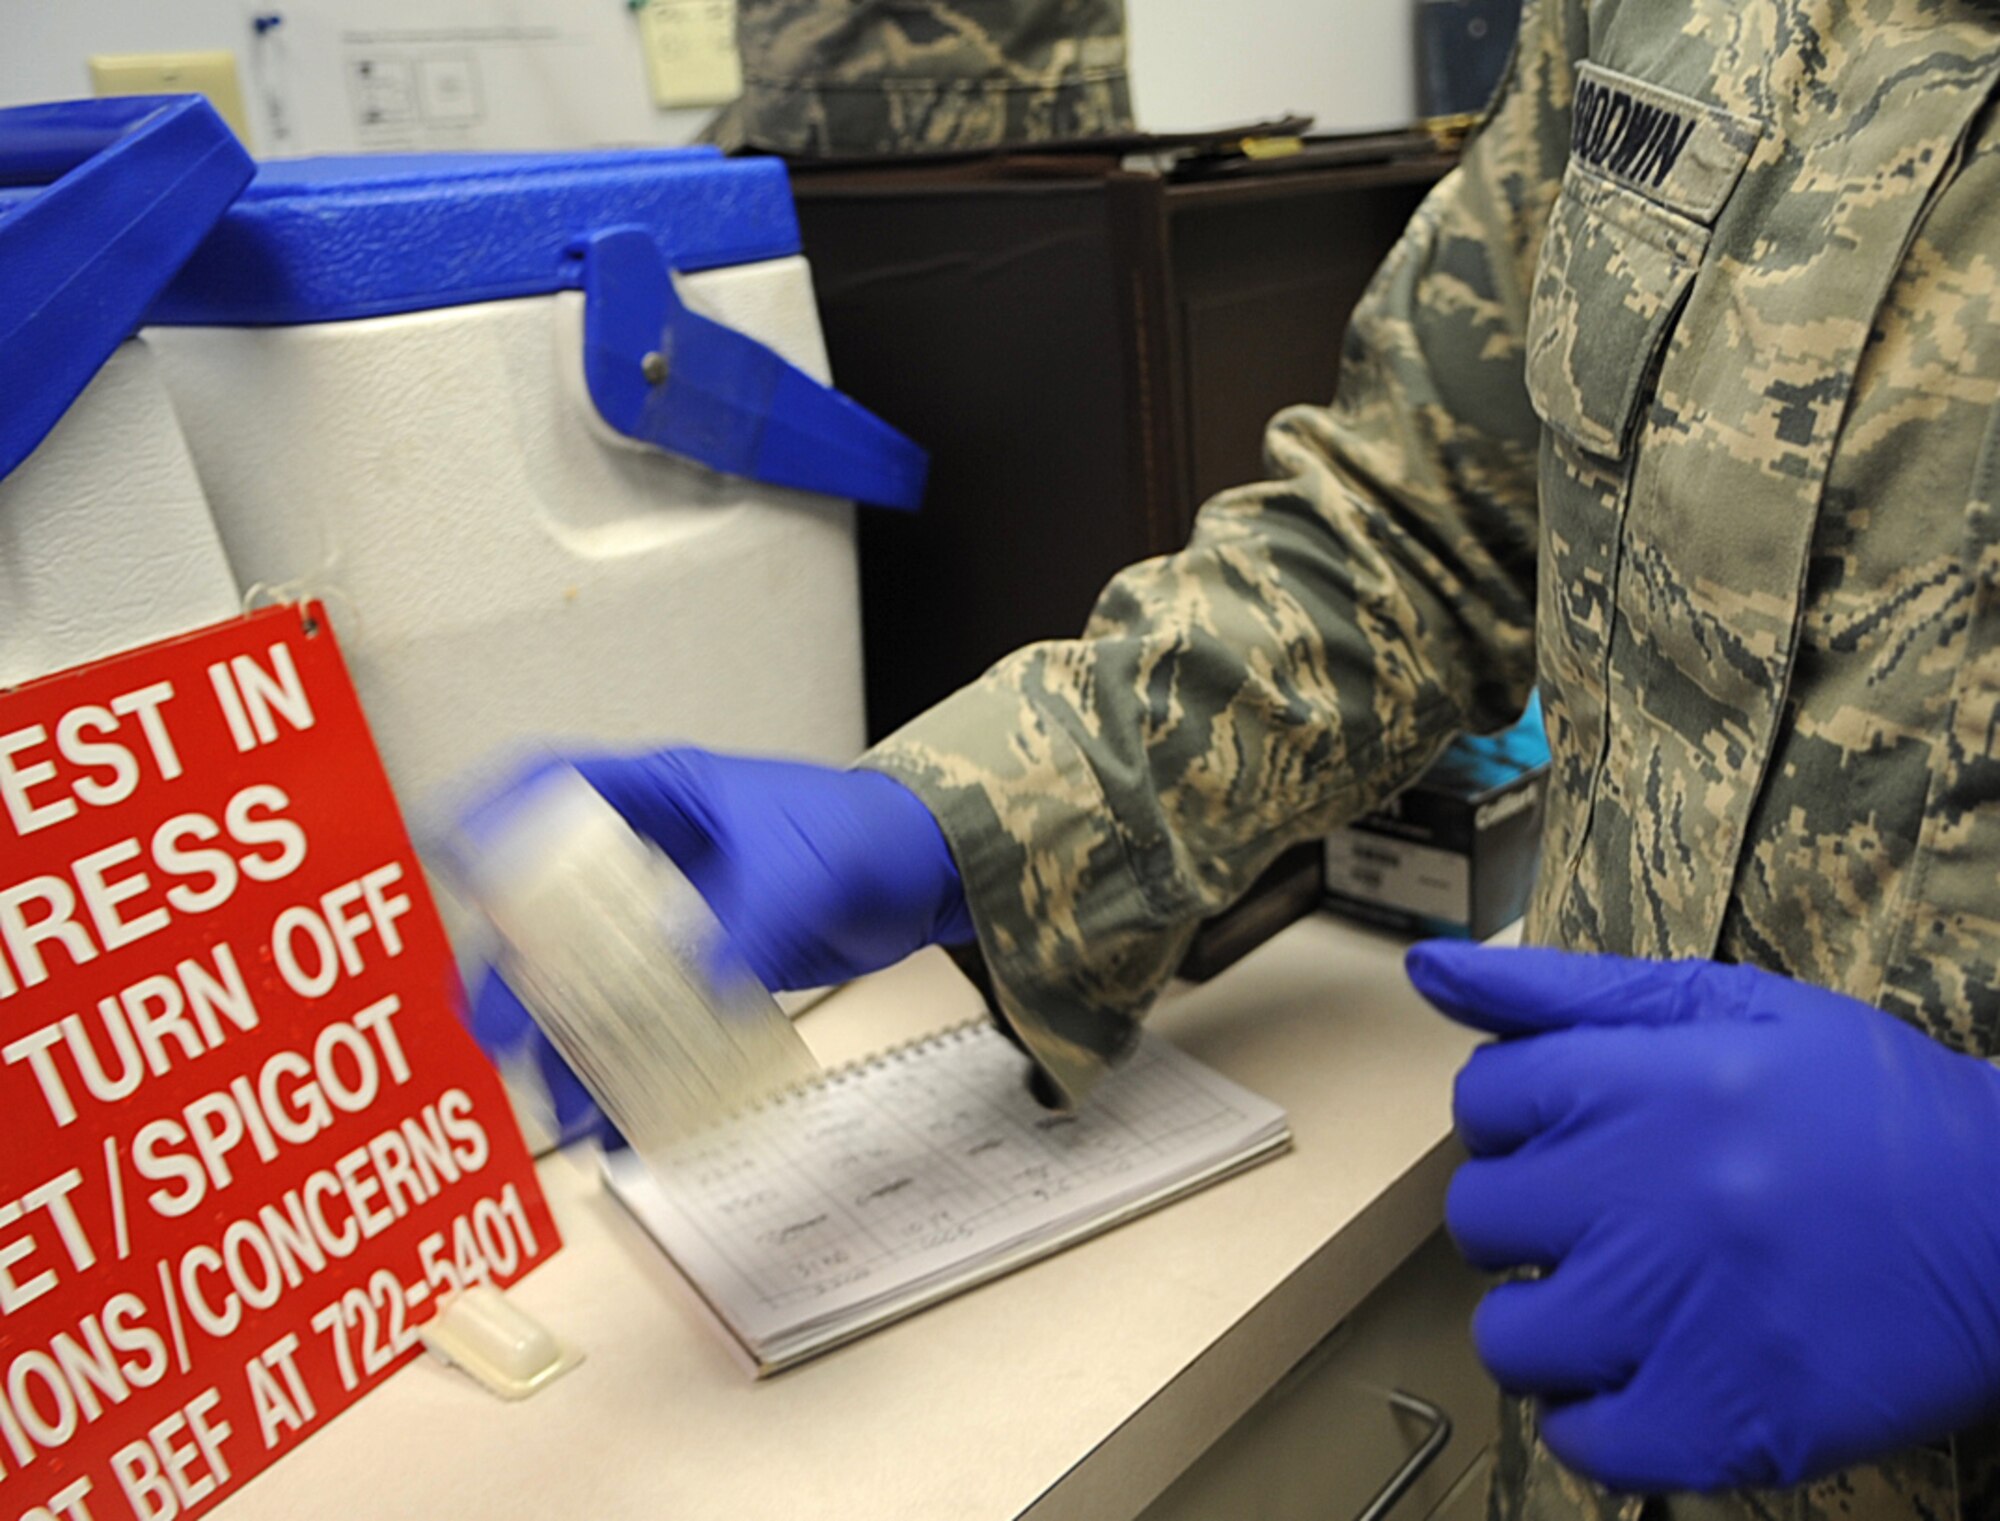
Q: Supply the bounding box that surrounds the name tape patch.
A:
[1571,76,1695,192]
[1567,63,1763,223]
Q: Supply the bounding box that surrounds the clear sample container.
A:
[450,764,819,1165]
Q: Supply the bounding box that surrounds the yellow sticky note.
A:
[637,0,744,110]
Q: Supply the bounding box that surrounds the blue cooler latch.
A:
[580,227,927,513]
[0,97,254,481]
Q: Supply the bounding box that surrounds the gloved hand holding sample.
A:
[1407,942,2000,1494]
[458,748,975,1150]
[564,748,975,991]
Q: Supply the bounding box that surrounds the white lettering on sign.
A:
[207,645,314,755]
[134,1001,414,1219]
[73,840,170,954]
[17,1475,95,1521]
[0,684,184,839]
[269,864,413,1001]
[244,1333,315,1449]
[3,944,260,1128]
[0,1170,95,1316]
[108,1387,232,1520]
[0,1295,167,1480]
[0,1304,169,1480]
[177,1091,489,1338]
[0,788,307,1002]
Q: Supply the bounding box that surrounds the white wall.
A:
[1126,0,1416,135]
[0,1,717,156]
[0,1,1420,155]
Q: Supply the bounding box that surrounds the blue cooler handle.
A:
[580,227,929,513]
[0,97,255,480]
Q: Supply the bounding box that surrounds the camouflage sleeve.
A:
[861,0,1582,1106]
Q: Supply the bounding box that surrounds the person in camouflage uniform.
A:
[858,0,2000,1511]
[711,0,1133,155]
[475,0,2000,1512]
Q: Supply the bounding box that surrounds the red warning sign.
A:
[0,603,557,1520]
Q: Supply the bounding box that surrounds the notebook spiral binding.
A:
[740,1018,991,1117]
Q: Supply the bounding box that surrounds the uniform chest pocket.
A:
[1524,166,1709,460]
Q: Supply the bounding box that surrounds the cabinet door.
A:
[1427,1451,1495,1521]
[1138,1231,1496,1521]
[796,181,1144,741]
[1167,177,1436,510]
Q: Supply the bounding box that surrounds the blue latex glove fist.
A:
[468,749,972,1148]
[568,749,973,990]
[1407,942,2000,1495]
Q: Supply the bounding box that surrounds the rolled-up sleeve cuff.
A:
[860,678,1192,1109]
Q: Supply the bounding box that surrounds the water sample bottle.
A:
[450,764,820,1164]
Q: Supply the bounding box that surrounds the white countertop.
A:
[218,914,1477,1521]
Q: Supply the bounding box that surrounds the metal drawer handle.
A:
[1353,1391,1453,1521]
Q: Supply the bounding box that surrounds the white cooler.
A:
[138,150,927,841]
[0,98,254,686]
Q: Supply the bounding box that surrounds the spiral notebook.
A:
[603,1021,1292,1374]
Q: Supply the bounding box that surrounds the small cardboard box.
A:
[1324,697,1551,940]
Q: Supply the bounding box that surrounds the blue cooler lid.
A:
[143,147,803,326]
[123,146,928,512]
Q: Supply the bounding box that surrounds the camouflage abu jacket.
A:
[864,1,2000,1516]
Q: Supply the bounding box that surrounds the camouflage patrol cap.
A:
[714,0,1134,157]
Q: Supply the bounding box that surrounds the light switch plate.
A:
[89,51,251,144]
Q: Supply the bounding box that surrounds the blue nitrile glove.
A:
[570,749,974,989]
[1406,942,2000,1495]
[467,749,973,1147]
